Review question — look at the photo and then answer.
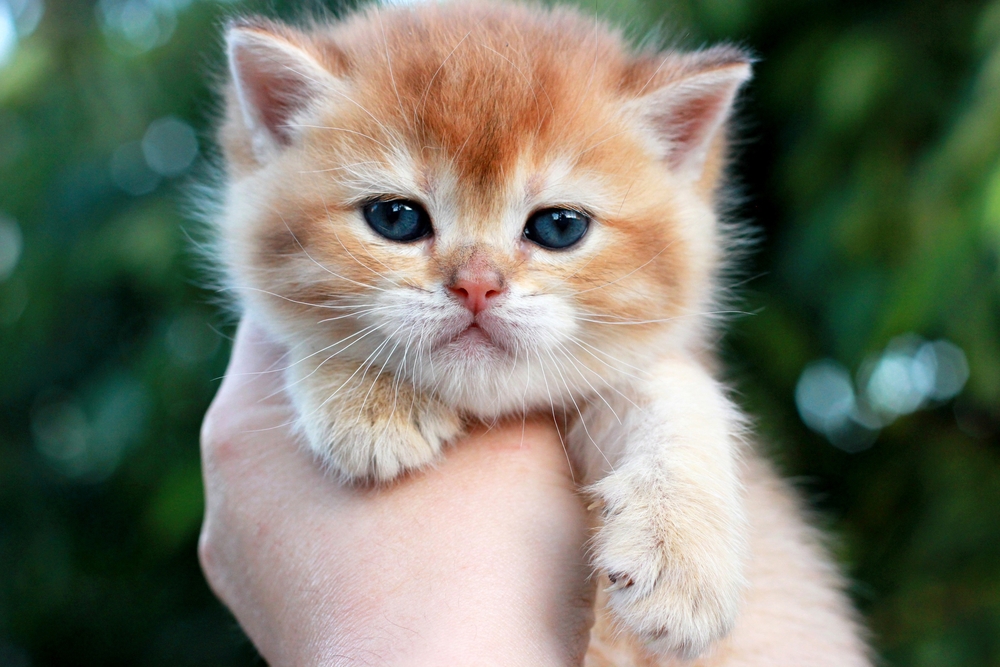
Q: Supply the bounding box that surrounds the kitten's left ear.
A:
[627,47,752,183]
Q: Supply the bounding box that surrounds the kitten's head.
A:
[217,2,750,415]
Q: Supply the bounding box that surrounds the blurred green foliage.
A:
[0,0,998,665]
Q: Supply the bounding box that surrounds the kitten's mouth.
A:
[456,322,490,342]
[432,314,514,358]
[443,320,504,352]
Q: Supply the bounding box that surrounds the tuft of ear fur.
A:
[627,47,752,183]
[226,19,340,160]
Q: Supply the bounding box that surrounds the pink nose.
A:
[449,277,505,314]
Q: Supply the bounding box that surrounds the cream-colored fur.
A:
[575,356,748,657]
[586,454,872,666]
[210,2,873,662]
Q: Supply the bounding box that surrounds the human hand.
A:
[198,321,595,666]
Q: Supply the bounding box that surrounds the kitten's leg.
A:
[284,352,463,482]
[585,453,872,667]
[572,355,748,659]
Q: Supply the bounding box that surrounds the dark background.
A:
[1,0,998,664]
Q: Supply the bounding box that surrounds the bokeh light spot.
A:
[796,359,856,432]
[9,0,43,35]
[797,335,970,451]
[924,340,970,400]
[96,0,177,54]
[0,2,17,69]
[142,116,198,177]
[866,351,927,417]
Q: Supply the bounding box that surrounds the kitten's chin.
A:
[408,329,522,416]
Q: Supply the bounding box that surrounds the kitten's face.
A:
[220,4,748,415]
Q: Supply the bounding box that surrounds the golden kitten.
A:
[212,2,872,663]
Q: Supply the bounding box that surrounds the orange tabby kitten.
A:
[213,2,872,663]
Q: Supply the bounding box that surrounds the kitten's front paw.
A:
[289,360,463,482]
[591,472,747,659]
[308,399,461,482]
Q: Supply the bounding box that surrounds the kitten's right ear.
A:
[226,20,339,159]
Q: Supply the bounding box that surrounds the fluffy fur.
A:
[210,2,872,662]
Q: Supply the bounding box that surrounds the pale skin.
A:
[198,320,596,666]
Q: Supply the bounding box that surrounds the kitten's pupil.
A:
[363,200,432,242]
[524,208,589,250]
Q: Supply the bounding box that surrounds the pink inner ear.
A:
[235,50,307,145]
[660,91,730,169]
[642,62,751,174]
[227,29,333,150]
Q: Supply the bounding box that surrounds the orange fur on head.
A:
[217,1,750,415]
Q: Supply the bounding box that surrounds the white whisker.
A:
[574,241,676,295]
[275,211,390,293]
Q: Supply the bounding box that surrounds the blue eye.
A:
[524,208,590,250]
[363,199,432,242]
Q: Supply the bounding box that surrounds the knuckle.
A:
[197,524,225,594]
[200,406,242,473]
[199,401,227,453]
[197,525,215,574]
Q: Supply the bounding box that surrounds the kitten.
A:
[212,2,871,662]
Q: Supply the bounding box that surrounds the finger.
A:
[455,416,577,490]
[216,319,291,407]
